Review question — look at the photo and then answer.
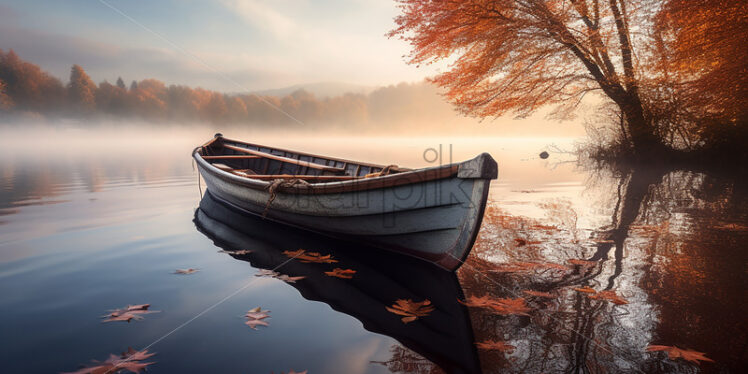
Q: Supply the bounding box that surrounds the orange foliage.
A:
[646,345,714,364]
[282,249,338,264]
[390,0,747,150]
[459,295,531,316]
[324,268,357,279]
[654,0,748,123]
[386,299,435,323]
[475,340,516,353]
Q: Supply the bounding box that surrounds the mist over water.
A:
[0,124,744,373]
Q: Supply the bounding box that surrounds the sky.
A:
[0,0,436,92]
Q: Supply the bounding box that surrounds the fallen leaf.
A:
[646,345,714,364]
[475,340,516,353]
[283,249,338,264]
[245,307,270,330]
[386,299,434,323]
[458,296,531,316]
[62,347,156,374]
[325,268,357,279]
[573,286,597,294]
[523,290,555,298]
[102,304,159,323]
[589,290,628,305]
[567,259,597,266]
[255,269,306,283]
[174,268,199,274]
[245,306,271,320]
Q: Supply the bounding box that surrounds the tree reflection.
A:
[458,165,746,373]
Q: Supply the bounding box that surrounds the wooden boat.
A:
[192,133,498,271]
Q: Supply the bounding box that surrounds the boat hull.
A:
[193,141,496,271]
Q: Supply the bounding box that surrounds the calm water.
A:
[0,129,745,373]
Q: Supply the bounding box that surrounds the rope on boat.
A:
[365,164,399,178]
[262,178,311,218]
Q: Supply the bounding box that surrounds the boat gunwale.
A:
[219,135,402,170]
[193,141,462,195]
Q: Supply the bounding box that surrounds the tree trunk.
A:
[619,94,664,158]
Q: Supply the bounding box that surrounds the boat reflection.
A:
[194,191,482,374]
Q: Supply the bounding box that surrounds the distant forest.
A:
[0,49,457,127]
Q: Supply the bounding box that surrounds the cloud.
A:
[221,0,296,38]
[0,23,287,91]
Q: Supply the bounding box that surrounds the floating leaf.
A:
[386,299,434,323]
[325,268,357,279]
[567,259,597,266]
[283,249,338,264]
[589,290,628,305]
[245,306,271,320]
[523,290,555,298]
[475,340,516,353]
[102,304,159,323]
[573,286,597,294]
[245,307,270,330]
[646,345,714,364]
[174,268,199,275]
[255,269,306,283]
[458,295,531,316]
[62,347,156,374]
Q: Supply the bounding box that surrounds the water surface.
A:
[0,129,744,373]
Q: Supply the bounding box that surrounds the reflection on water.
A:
[462,166,747,373]
[0,129,745,373]
[194,191,479,374]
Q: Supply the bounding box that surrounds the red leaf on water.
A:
[646,345,714,364]
[283,249,338,264]
[589,290,628,305]
[255,269,306,283]
[523,290,555,298]
[573,286,597,294]
[386,299,434,323]
[61,347,156,374]
[324,268,357,279]
[102,304,159,323]
[459,295,531,316]
[475,340,516,353]
[245,307,271,330]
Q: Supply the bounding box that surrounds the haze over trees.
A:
[0,49,471,132]
[389,0,747,159]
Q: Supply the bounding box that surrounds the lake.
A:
[0,127,745,373]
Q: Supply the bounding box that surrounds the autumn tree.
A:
[0,78,13,110]
[0,49,65,112]
[649,0,748,150]
[389,0,745,157]
[116,77,126,90]
[68,64,97,113]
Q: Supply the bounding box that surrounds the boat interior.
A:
[199,136,411,183]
